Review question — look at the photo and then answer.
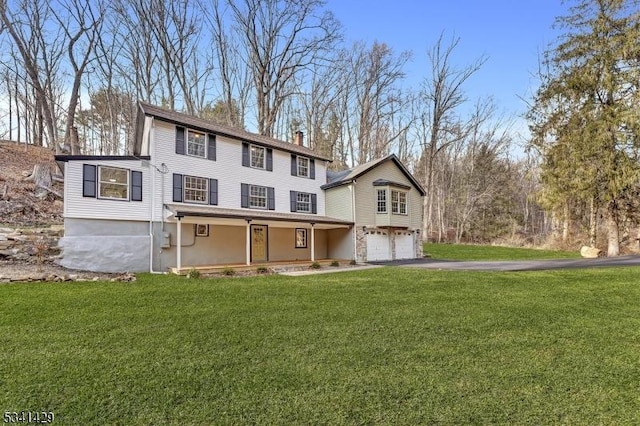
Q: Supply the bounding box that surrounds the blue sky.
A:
[326,0,568,140]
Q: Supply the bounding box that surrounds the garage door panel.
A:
[366,232,390,261]
[395,232,414,259]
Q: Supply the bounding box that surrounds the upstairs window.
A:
[376,189,387,213]
[184,176,208,204]
[187,130,206,158]
[249,185,267,209]
[297,156,310,178]
[296,192,311,213]
[250,145,265,169]
[391,190,407,215]
[176,127,215,160]
[99,166,129,200]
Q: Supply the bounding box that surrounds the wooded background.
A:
[2,0,639,253]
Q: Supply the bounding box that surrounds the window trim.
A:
[184,175,209,204]
[376,188,387,214]
[295,228,308,248]
[98,166,129,201]
[186,129,207,158]
[297,156,310,178]
[250,144,266,169]
[195,224,209,237]
[296,192,311,213]
[249,184,268,209]
[391,190,408,215]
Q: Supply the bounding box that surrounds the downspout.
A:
[351,181,358,263]
[146,117,165,274]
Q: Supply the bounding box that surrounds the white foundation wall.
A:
[59,218,150,272]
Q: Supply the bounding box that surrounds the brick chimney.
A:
[294,131,304,147]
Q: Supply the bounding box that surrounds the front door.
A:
[251,225,268,262]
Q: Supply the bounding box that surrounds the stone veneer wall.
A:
[0,225,63,263]
[355,227,367,263]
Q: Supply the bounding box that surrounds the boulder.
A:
[580,246,603,258]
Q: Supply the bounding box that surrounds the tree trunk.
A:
[562,201,570,242]
[606,202,620,257]
[589,196,597,247]
[25,163,55,199]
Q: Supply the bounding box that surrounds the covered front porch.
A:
[170,258,352,275]
[163,205,354,273]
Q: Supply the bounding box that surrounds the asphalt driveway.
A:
[370,255,640,271]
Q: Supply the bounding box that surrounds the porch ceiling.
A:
[165,204,353,230]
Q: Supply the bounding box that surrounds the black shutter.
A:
[310,159,315,180]
[207,134,216,161]
[131,171,143,201]
[173,174,183,202]
[311,193,317,214]
[209,178,218,205]
[266,149,273,171]
[267,187,275,210]
[175,127,185,155]
[242,142,249,167]
[82,164,97,198]
[290,191,297,212]
[241,183,249,208]
[291,154,298,176]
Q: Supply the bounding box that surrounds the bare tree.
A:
[228,0,341,138]
[417,33,486,238]
[203,0,251,127]
[0,0,65,148]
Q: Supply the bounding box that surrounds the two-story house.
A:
[55,102,423,273]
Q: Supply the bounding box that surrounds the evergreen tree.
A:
[529,0,640,255]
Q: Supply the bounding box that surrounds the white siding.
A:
[63,160,151,221]
[150,120,327,218]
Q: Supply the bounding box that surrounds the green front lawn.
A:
[2,268,639,424]
[425,242,580,260]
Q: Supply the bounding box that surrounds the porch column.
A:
[245,220,251,266]
[176,217,182,271]
[310,223,315,262]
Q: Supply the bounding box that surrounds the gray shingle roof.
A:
[136,102,331,161]
[165,204,353,227]
[322,154,426,196]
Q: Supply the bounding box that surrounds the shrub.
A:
[256,266,269,274]
[222,267,236,276]
[349,259,357,265]
[309,261,321,269]
[330,261,340,267]
[186,268,201,279]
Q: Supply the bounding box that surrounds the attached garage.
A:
[394,231,414,259]
[366,231,390,261]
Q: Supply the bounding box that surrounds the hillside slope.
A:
[0,141,63,226]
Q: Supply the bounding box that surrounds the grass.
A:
[2,268,640,424]
[425,242,581,261]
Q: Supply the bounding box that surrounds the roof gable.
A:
[135,102,331,161]
[322,154,425,196]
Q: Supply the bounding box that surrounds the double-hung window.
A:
[98,166,129,200]
[296,192,311,213]
[391,190,407,215]
[250,145,265,169]
[249,185,267,209]
[187,130,206,158]
[376,189,387,213]
[297,156,310,178]
[184,176,208,204]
